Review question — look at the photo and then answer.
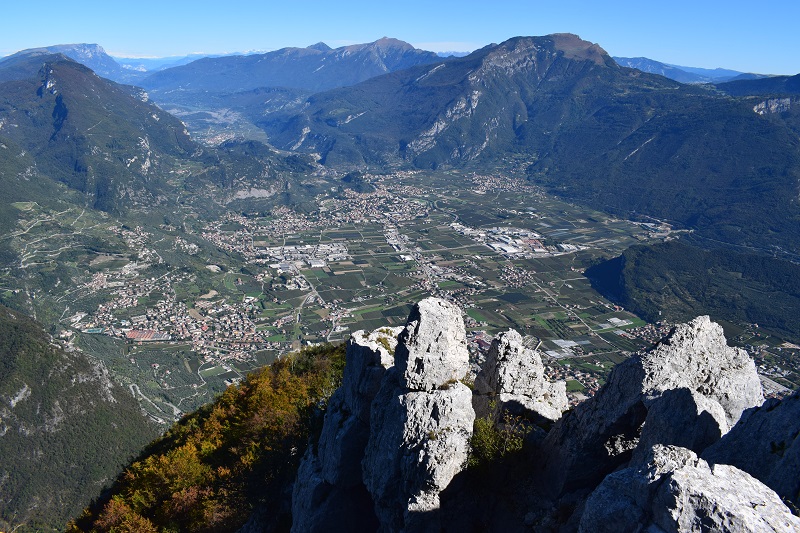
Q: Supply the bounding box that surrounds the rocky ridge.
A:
[292,298,567,532]
[540,315,764,495]
[291,302,799,532]
[580,445,800,532]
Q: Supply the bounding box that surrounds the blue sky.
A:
[3,0,798,74]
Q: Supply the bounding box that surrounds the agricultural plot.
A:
[10,168,794,425]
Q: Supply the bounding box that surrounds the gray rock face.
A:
[395,298,470,392]
[364,379,474,531]
[635,316,763,428]
[363,298,475,532]
[291,327,400,533]
[579,445,800,533]
[542,316,763,493]
[292,298,474,533]
[474,329,567,422]
[631,387,729,465]
[703,389,800,509]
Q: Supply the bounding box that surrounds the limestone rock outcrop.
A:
[291,298,474,533]
[703,388,800,509]
[291,327,400,533]
[363,298,475,532]
[579,445,800,533]
[290,301,783,533]
[394,298,470,392]
[473,329,567,422]
[542,316,763,494]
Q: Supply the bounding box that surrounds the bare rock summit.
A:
[473,329,568,422]
[363,298,474,531]
[542,315,763,495]
[580,444,800,533]
[394,297,470,392]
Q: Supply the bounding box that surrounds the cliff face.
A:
[292,299,479,532]
[541,315,764,495]
[290,328,398,533]
[291,301,799,532]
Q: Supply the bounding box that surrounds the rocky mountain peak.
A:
[55,43,107,59]
[307,42,332,52]
[580,444,800,532]
[549,33,609,65]
[541,314,764,495]
[292,297,475,532]
[477,33,610,77]
[640,315,763,427]
[394,297,470,391]
[291,302,799,532]
[370,36,415,51]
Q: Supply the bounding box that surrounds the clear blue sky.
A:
[2,0,798,74]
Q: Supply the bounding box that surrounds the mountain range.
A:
[612,56,763,83]
[3,39,784,90]
[2,44,146,84]
[1,31,800,531]
[140,37,443,94]
[252,34,800,255]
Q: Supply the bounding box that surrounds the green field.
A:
[9,167,792,427]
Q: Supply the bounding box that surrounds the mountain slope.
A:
[68,344,346,532]
[258,34,800,254]
[0,304,157,532]
[586,240,800,343]
[0,52,317,217]
[716,73,800,96]
[141,37,443,94]
[0,54,197,213]
[259,34,678,166]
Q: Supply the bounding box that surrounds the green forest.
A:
[0,305,158,531]
[586,240,800,343]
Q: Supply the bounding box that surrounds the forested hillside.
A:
[586,240,800,342]
[0,305,158,531]
[69,343,345,532]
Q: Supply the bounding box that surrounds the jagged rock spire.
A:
[473,328,568,422]
[541,316,764,495]
[363,298,474,531]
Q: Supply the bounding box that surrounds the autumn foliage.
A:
[68,343,346,532]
